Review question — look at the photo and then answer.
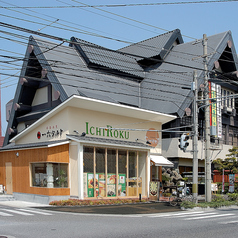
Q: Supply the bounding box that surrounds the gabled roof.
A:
[118,29,183,61]
[3,29,238,146]
[139,31,238,117]
[32,36,141,105]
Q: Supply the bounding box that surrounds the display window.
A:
[31,163,47,187]
[83,146,147,198]
[31,163,68,188]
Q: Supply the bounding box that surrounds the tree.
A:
[213,146,238,174]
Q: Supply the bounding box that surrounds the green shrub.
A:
[49,197,149,206]
[212,194,226,202]
[197,203,209,208]
[180,201,196,209]
[227,193,238,201]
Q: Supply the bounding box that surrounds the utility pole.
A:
[192,70,198,203]
[203,34,212,202]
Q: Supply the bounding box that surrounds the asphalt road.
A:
[37,201,181,214]
[1,204,238,238]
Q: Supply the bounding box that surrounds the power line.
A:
[0,0,158,46]
[0,71,186,108]
[1,0,237,8]
[0,24,205,74]
[0,23,206,73]
[0,27,230,94]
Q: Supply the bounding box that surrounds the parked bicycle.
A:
[169,186,193,206]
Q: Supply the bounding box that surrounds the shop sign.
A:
[145,128,159,147]
[85,122,129,139]
[149,181,158,196]
[211,183,218,192]
[229,174,235,193]
[37,125,63,139]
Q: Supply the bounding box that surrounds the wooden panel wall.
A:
[0,144,70,196]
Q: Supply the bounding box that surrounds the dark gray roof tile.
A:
[71,37,145,80]
[67,134,152,149]
[0,139,69,151]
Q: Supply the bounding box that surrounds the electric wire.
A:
[0,29,201,82]
[0,0,157,45]
[0,30,233,93]
[0,18,236,91]
[0,24,206,73]
[1,0,236,8]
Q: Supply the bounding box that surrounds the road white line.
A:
[219,220,238,224]
[18,209,53,216]
[183,213,235,220]
[164,212,218,218]
[1,209,34,216]
[148,211,207,218]
[0,211,13,216]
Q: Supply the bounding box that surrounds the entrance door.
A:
[5,162,13,194]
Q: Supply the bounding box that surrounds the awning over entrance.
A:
[150,155,174,167]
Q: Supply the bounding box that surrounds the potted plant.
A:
[57,169,67,187]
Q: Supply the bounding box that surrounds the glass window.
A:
[107,149,116,197]
[107,149,116,174]
[83,147,94,197]
[53,163,68,188]
[222,88,235,109]
[31,163,68,188]
[96,148,105,173]
[231,93,234,108]
[83,146,147,198]
[96,148,105,197]
[31,163,47,187]
[223,90,226,106]
[83,147,94,173]
[227,91,230,107]
[118,150,127,197]
[118,150,127,174]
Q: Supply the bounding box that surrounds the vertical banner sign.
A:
[211,82,217,136]
[209,82,212,127]
[216,84,222,138]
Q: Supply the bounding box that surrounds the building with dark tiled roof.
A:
[1,28,238,202]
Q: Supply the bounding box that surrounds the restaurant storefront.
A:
[82,147,147,198]
[0,95,175,203]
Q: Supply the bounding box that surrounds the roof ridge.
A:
[71,36,145,64]
[119,29,180,51]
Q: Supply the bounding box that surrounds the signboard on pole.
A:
[229,174,235,193]
[211,183,218,192]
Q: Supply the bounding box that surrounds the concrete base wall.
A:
[13,192,70,205]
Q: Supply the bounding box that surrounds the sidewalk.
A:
[0,194,181,213]
[0,194,50,208]
[0,194,205,214]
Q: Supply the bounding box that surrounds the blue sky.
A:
[0,0,238,135]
